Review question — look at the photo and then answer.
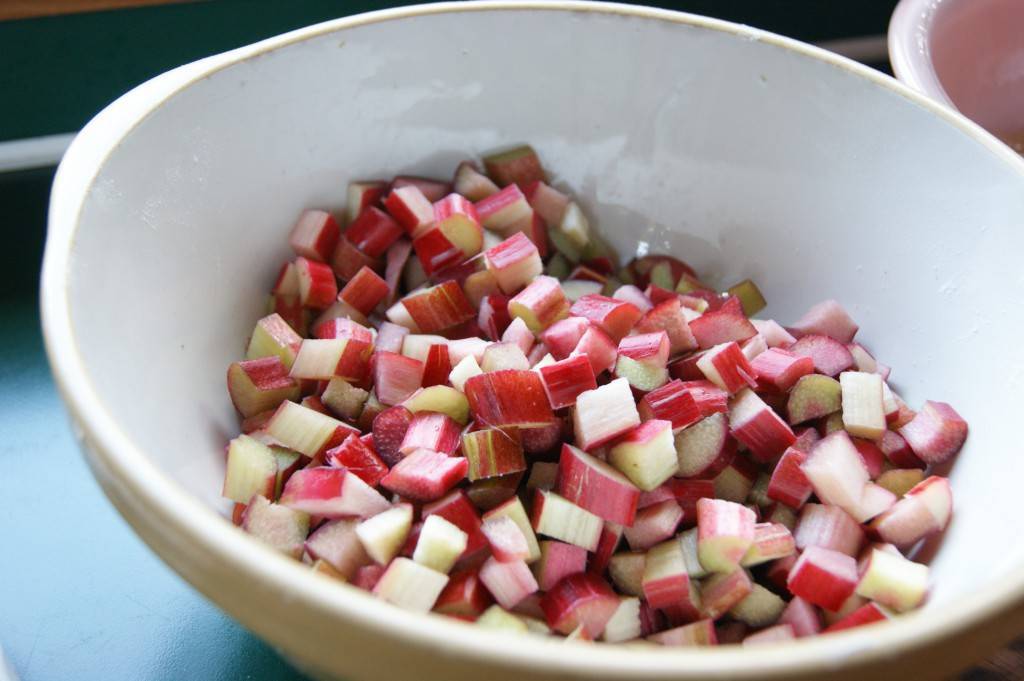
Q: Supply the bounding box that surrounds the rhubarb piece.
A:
[608,420,677,492]
[501,317,535,356]
[729,583,786,627]
[751,319,797,348]
[609,552,647,596]
[615,331,670,392]
[557,202,591,250]
[266,401,358,457]
[479,557,539,609]
[876,468,926,497]
[778,596,822,637]
[870,475,952,547]
[822,602,890,633]
[801,431,869,513]
[742,624,794,646]
[454,161,499,201]
[303,520,371,578]
[290,336,372,383]
[711,454,758,503]
[540,572,620,637]
[411,225,465,276]
[611,284,652,312]
[294,256,338,310]
[484,145,546,188]
[478,293,512,341]
[346,206,404,258]
[588,522,624,575]
[467,472,524,512]
[246,313,303,370]
[750,348,814,392]
[384,185,435,238]
[289,209,340,263]
[795,503,864,556]
[855,548,929,612]
[475,184,532,233]
[481,516,531,562]
[399,412,462,456]
[786,546,859,611]
[570,325,618,376]
[648,619,718,646]
[223,435,277,504]
[725,279,766,317]
[392,176,451,202]
[789,334,854,377]
[338,266,390,316]
[897,401,968,464]
[849,482,896,523]
[483,497,541,563]
[623,500,684,551]
[321,378,369,421]
[729,388,796,463]
[790,299,859,344]
[524,180,569,227]
[435,568,493,616]
[642,540,692,610]
[700,569,753,620]
[242,493,307,557]
[421,343,452,388]
[227,357,300,418]
[464,370,555,429]
[475,606,528,631]
[484,232,543,295]
[400,281,476,333]
[637,380,702,432]
[740,522,796,567]
[558,443,641,526]
[448,353,483,393]
[689,297,757,349]
[839,371,886,439]
[696,499,756,573]
[766,447,813,509]
[481,342,530,372]
[572,378,641,450]
[332,231,383,282]
[345,180,386,222]
[380,449,468,502]
[530,490,603,551]
[371,405,414,466]
[423,490,488,561]
[402,385,470,424]
[675,412,735,479]
[569,294,643,343]
[602,597,642,643]
[373,352,424,406]
[696,342,757,394]
[462,428,526,481]
[280,467,390,518]
[357,504,414,565]
[787,374,842,425]
[432,193,483,260]
[541,317,589,360]
[413,514,469,574]
[539,355,597,409]
[373,557,449,613]
[325,434,387,487]
[636,298,699,355]
[508,275,569,333]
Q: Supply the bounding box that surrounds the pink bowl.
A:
[890,0,1024,151]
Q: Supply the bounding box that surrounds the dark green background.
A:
[1,2,901,680]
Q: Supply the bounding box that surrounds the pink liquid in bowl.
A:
[891,0,1024,152]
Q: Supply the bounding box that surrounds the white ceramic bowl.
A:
[41,3,1024,680]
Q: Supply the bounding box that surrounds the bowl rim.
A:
[888,0,956,108]
[40,1,1024,676]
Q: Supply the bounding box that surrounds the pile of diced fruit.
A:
[224,145,968,646]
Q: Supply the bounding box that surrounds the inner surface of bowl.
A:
[930,0,1024,147]
[54,1,1024,672]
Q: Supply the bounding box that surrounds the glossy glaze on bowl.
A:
[42,3,1024,680]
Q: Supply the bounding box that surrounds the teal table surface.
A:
[0,167,304,681]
